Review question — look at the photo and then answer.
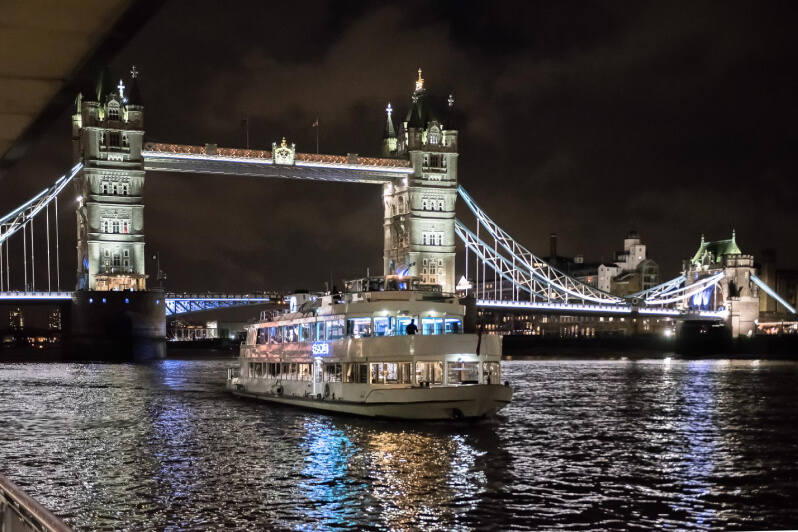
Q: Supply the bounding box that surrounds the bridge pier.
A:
[65,290,165,360]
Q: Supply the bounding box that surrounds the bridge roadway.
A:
[141,143,413,184]
[1,292,725,320]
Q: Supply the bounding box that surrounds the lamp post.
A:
[152,252,165,289]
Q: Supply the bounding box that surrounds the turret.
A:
[381,103,397,157]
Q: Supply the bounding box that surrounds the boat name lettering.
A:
[311,342,330,355]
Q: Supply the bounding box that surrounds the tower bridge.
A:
[1,68,794,356]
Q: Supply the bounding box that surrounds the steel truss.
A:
[454,221,548,299]
[165,296,275,316]
[751,274,797,314]
[643,271,726,306]
[0,163,82,246]
[457,186,625,305]
[629,275,686,300]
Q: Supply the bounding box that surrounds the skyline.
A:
[2,1,797,293]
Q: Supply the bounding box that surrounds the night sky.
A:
[2,1,797,294]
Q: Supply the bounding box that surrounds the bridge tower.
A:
[382,70,458,293]
[72,67,146,291]
[683,232,760,337]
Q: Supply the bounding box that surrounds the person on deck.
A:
[405,319,418,335]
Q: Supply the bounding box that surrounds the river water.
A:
[1,357,797,531]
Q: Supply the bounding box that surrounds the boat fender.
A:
[274,385,283,396]
[323,383,331,399]
[452,408,464,420]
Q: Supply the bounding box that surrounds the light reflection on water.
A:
[0,358,797,530]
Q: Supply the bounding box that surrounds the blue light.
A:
[125,298,129,304]
[102,298,106,304]
[89,298,93,303]
[312,342,330,355]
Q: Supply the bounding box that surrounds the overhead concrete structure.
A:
[0,0,165,177]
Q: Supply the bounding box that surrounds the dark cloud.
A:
[2,0,797,294]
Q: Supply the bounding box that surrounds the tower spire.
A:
[415,68,424,92]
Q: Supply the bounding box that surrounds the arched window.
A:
[112,221,119,233]
[101,183,108,194]
[112,184,118,195]
[122,135,129,147]
[101,220,107,232]
[107,103,120,121]
[123,184,129,196]
[438,200,444,211]
[122,222,129,234]
[422,199,428,211]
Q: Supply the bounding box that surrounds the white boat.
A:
[226,276,513,420]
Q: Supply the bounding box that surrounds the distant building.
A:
[9,308,24,331]
[48,308,62,331]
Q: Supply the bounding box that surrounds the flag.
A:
[312,118,319,127]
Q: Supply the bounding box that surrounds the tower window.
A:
[112,184,118,195]
[123,184,129,196]
[109,132,120,146]
[112,221,119,233]
[122,135,129,147]
[107,106,120,121]
[112,254,121,267]
[101,220,107,233]
[122,222,129,234]
[438,200,444,211]
[422,199,428,211]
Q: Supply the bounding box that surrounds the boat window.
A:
[368,278,385,291]
[253,363,264,378]
[285,325,299,343]
[416,361,443,385]
[370,362,412,384]
[281,363,290,378]
[396,316,419,336]
[298,363,312,381]
[256,328,268,345]
[373,317,394,336]
[272,327,283,344]
[483,362,500,384]
[324,363,342,382]
[444,319,462,334]
[299,323,311,342]
[288,363,298,379]
[326,319,345,340]
[447,361,479,385]
[422,317,444,335]
[357,363,369,383]
[347,317,372,338]
[314,321,325,341]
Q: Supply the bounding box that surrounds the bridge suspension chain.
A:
[0,162,81,291]
[457,186,625,305]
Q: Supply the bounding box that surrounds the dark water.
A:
[1,358,797,531]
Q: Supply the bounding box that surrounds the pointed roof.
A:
[383,103,396,139]
[443,94,457,130]
[691,232,743,266]
[127,75,143,106]
[405,68,435,129]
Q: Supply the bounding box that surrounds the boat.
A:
[226,276,513,420]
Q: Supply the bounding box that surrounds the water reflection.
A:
[0,359,797,530]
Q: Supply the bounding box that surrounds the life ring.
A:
[323,383,331,399]
[273,385,283,396]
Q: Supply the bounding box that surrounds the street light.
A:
[152,252,166,289]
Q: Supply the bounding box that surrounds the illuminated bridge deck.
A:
[142,143,414,183]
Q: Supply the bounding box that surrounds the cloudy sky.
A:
[2,0,796,293]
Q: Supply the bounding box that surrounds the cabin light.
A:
[102,298,106,304]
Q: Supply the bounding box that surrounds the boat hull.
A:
[227,379,513,420]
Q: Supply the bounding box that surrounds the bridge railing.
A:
[0,472,73,532]
[0,291,73,300]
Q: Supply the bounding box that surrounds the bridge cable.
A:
[55,194,60,291]
[23,220,27,290]
[31,215,35,291]
[46,203,51,292]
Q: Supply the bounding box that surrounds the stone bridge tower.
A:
[72,67,146,291]
[683,232,760,337]
[382,70,458,293]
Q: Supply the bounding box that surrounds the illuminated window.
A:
[107,105,120,121]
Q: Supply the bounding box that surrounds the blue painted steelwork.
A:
[165,295,277,316]
[751,274,797,314]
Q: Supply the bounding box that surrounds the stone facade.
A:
[382,71,458,293]
[72,71,146,291]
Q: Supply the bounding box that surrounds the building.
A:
[72,67,147,291]
[382,70,458,293]
[9,308,24,331]
[48,308,62,331]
